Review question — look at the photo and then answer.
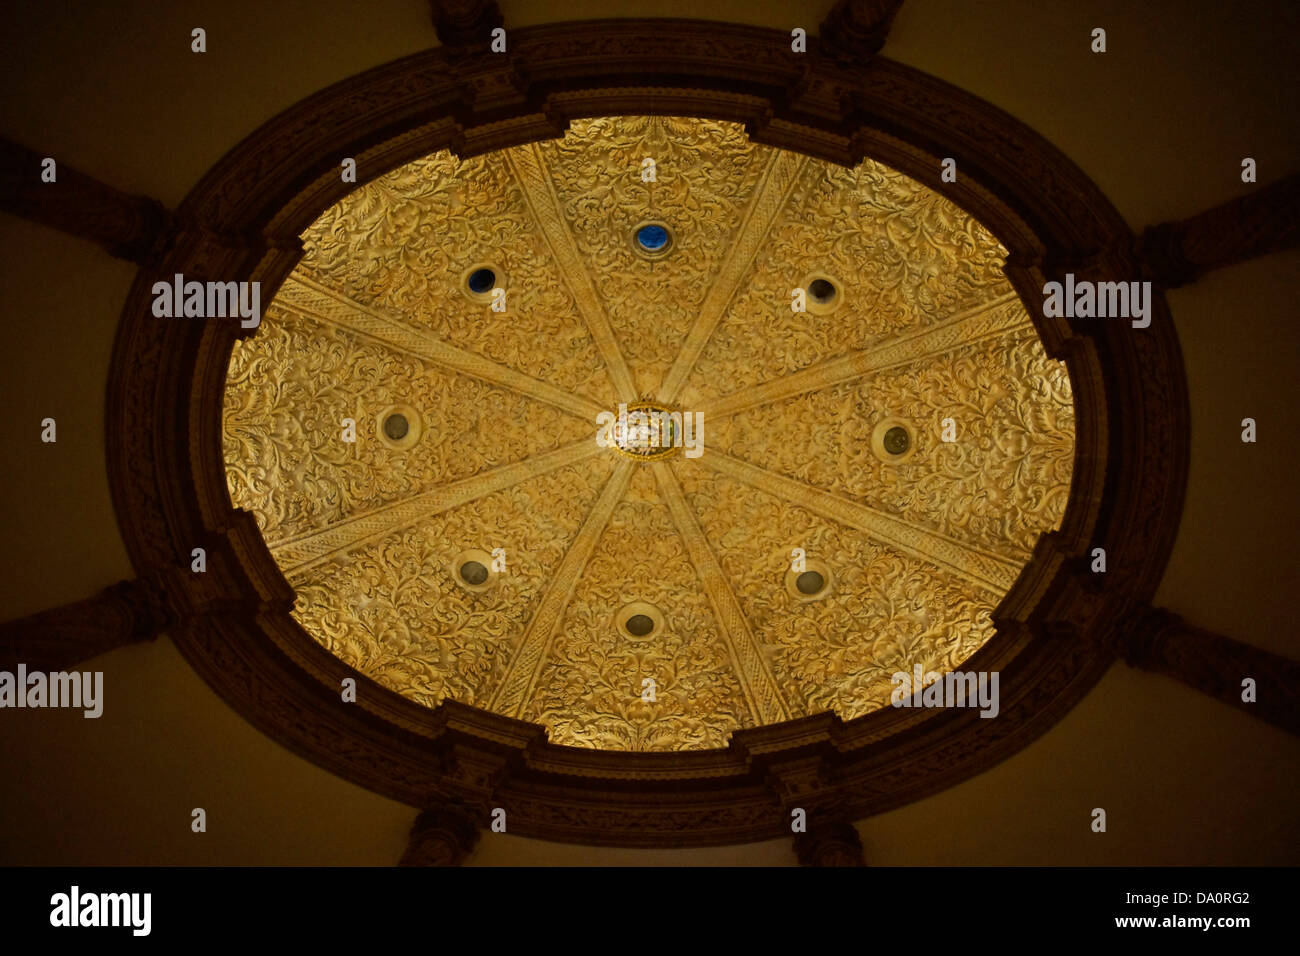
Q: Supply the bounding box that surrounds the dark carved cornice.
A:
[818,0,905,64]
[1109,605,1300,737]
[1137,173,1300,288]
[399,801,482,866]
[0,135,171,263]
[767,754,867,865]
[428,0,504,49]
[425,0,531,129]
[795,821,866,866]
[101,18,1191,847]
[139,217,304,289]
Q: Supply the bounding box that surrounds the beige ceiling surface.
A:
[222,116,1075,751]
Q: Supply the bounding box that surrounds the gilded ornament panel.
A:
[298,151,611,402]
[538,117,773,397]
[223,308,593,543]
[522,467,752,750]
[710,327,1074,557]
[292,456,615,709]
[687,157,1010,403]
[673,461,996,720]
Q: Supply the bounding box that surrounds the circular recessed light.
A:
[808,278,835,303]
[383,413,410,441]
[376,404,422,450]
[785,558,833,602]
[461,263,506,304]
[467,267,496,294]
[615,602,665,640]
[799,272,843,315]
[632,221,673,258]
[883,425,910,456]
[459,560,489,586]
[451,548,498,593]
[795,570,825,595]
[636,224,669,251]
[625,614,655,637]
[871,417,917,463]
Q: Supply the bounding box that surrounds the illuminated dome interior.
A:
[222,115,1075,751]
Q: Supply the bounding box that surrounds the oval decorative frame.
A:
[106,19,1189,848]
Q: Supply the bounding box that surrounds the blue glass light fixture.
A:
[633,222,672,256]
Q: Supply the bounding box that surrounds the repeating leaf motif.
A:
[711,328,1074,556]
[524,467,750,751]
[223,307,592,543]
[688,157,1008,403]
[541,117,771,397]
[299,150,611,402]
[293,457,614,709]
[223,117,1075,750]
[675,462,994,719]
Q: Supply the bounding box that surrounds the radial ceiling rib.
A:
[656,149,809,404]
[505,145,639,402]
[272,438,603,577]
[697,292,1028,421]
[488,459,635,718]
[699,451,1022,596]
[275,274,604,422]
[654,462,794,726]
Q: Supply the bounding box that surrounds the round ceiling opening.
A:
[795,570,825,595]
[625,614,654,636]
[808,278,835,303]
[467,267,496,294]
[383,413,410,441]
[636,224,668,250]
[459,560,489,586]
[883,425,909,456]
[633,220,673,258]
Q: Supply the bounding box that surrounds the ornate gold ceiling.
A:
[222,115,1074,752]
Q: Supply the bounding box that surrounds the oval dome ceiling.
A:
[221,115,1075,752]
